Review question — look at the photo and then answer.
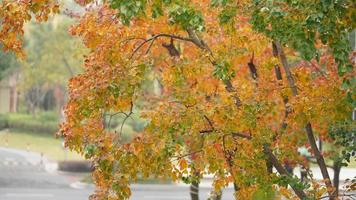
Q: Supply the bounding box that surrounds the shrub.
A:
[38,111,59,122]
[5,112,59,135]
[0,114,8,130]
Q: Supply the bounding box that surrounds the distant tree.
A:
[328,120,356,196]
[0,50,19,80]
[19,15,86,114]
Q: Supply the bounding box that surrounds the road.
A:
[0,147,235,200]
[4,146,353,200]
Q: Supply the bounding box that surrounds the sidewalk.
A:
[0,146,58,173]
[180,167,356,188]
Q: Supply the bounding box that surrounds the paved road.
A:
[0,147,235,200]
[4,146,354,200]
[0,147,91,200]
[0,186,235,200]
[130,184,235,200]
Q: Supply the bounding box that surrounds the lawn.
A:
[0,130,84,161]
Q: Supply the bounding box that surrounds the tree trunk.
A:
[305,123,334,197]
[266,157,273,174]
[190,179,199,200]
[333,161,341,198]
[273,41,335,199]
[215,192,222,200]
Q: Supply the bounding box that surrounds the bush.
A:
[0,114,8,130]
[38,111,59,122]
[4,112,59,135]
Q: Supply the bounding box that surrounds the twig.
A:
[203,115,214,131]
[114,102,134,146]
[171,149,204,162]
[231,132,252,139]
[119,37,146,46]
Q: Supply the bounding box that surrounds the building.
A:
[0,72,18,113]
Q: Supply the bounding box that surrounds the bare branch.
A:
[203,115,214,131]
[119,37,146,46]
[273,41,298,96]
[231,132,252,140]
[306,157,333,169]
[129,33,194,59]
[113,102,134,146]
[171,149,203,162]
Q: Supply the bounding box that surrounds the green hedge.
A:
[0,114,8,129]
[0,112,59,135]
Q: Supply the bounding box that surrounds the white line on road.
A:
[4,193,54,198]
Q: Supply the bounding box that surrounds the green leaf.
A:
[212,61,235,82]
[84,144,97,159]
[152,2,163,18]
[218,6,237,24]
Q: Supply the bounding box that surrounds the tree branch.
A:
[113,102,134,146]
[263,145,308,199]
[129,33,194,59]
[306,123,333,191]
[171,149,203,162]
[273,41,298,96]
[231,132,252,139]
[273,40,335,199]
[246,46,308,198]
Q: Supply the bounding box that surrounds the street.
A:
[0,147,235,200]
[2,147,354,200]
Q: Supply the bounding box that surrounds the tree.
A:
[18,14,85,114]
[1,0,355,199]
[0,49,19,80]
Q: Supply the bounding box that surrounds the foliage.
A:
[0,0,355,199]
[0,114,8,129]
[1,112,59,134]
[329,120,356,166]
[0,0,59,57]
[250,0,354,73]
[20,15,86,90]
[0,50,19,80]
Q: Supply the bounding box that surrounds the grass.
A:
[0,130,84,161]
